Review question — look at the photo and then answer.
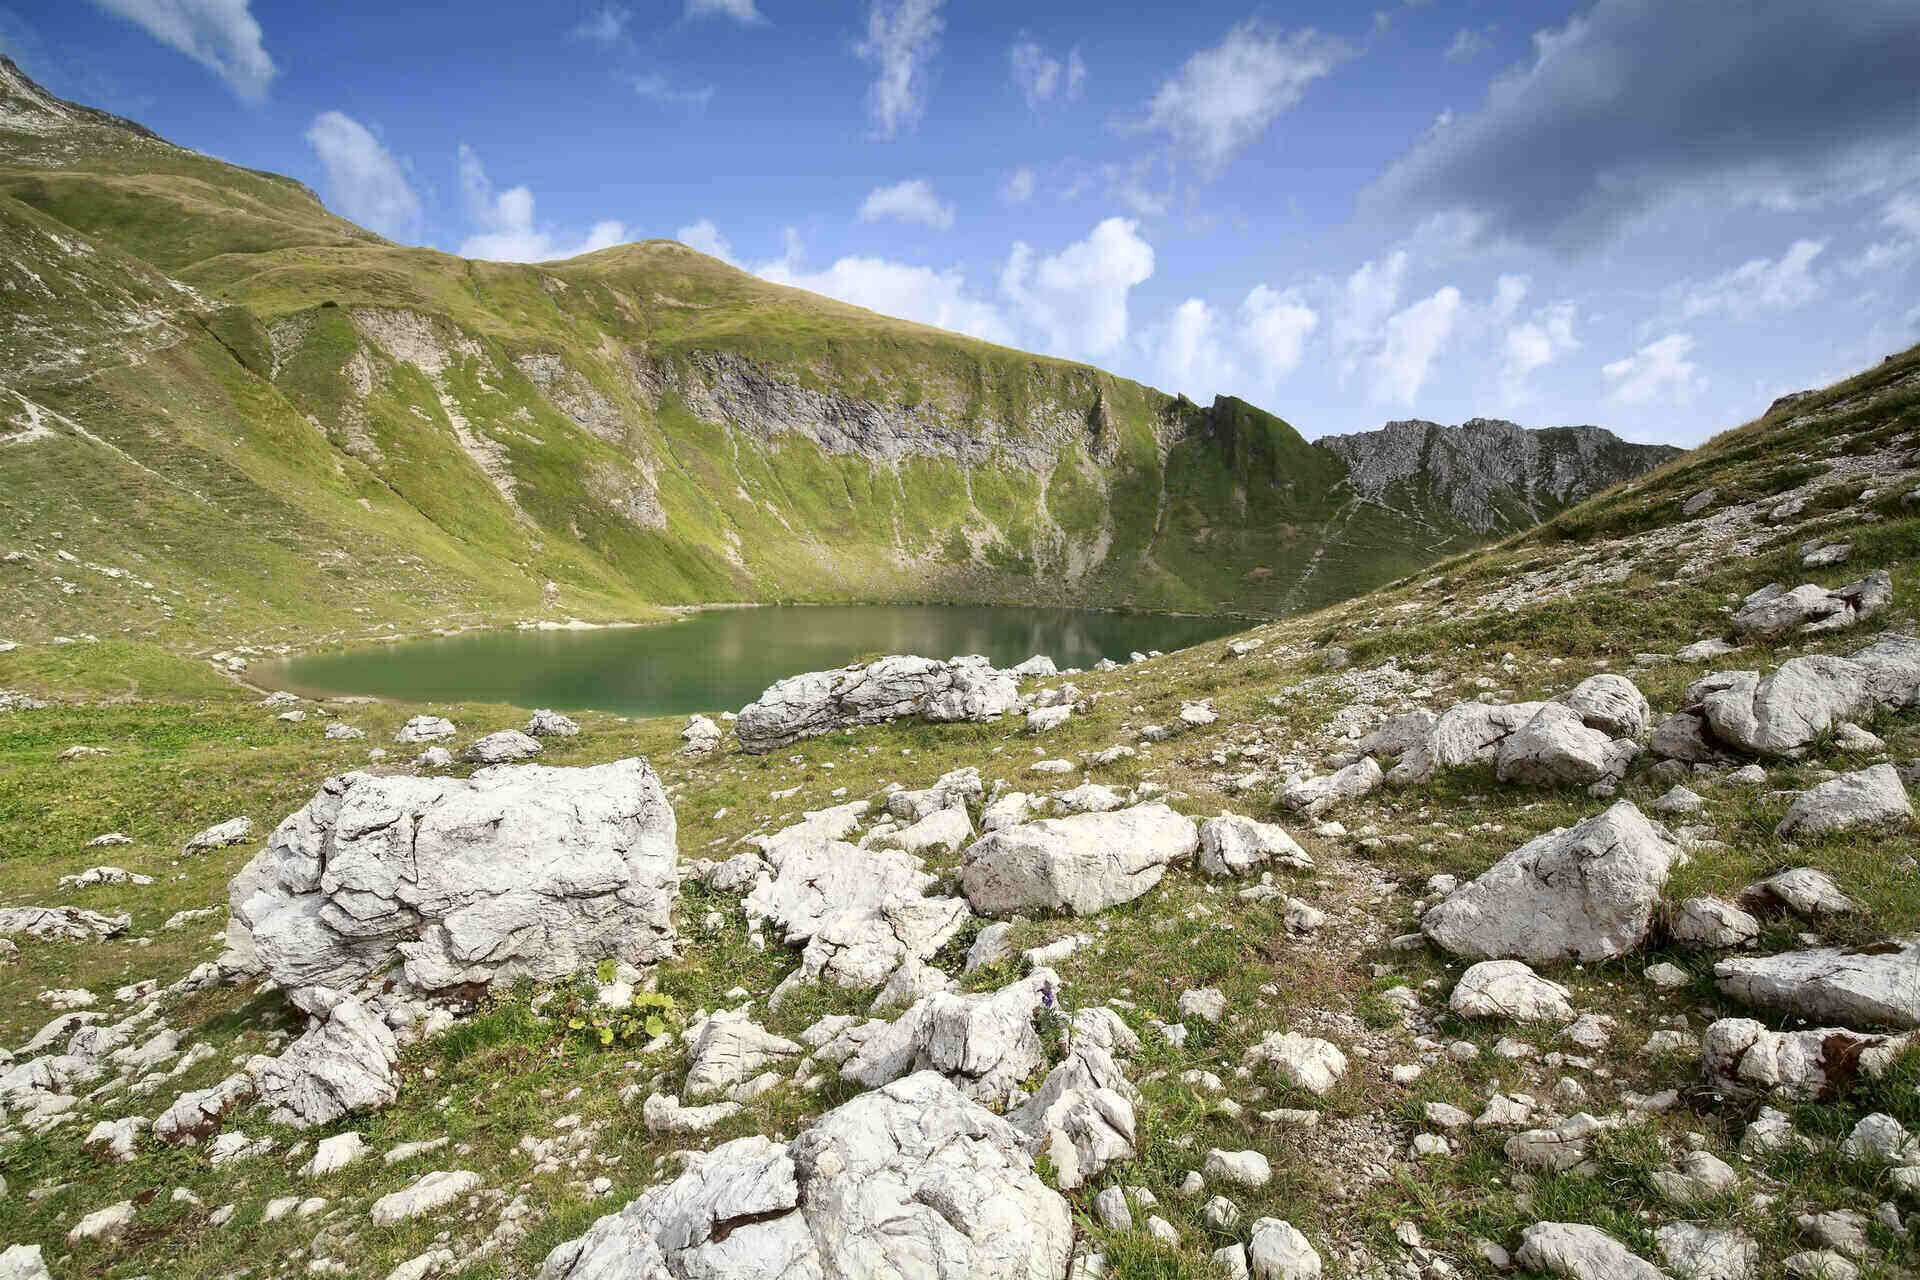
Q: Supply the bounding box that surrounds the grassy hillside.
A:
[0,57,1671,658]
[3,332,1918,1279]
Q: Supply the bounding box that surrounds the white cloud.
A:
[855,0,944,139]
[1604,333,1705,405]
[570,4,629,43]
[1846,192,1920,276]
[1369,285,1462,404]
[1332,250,1408,372]
[676,219,735,264]
[857,178,955,231]
[305,111,420,239]
[1491,273,1527,323]
[1681,239,1826,320]
[631,72,713,111]
[1000,217,1155,358]
[1147,283,1318,401]
[1143,21,1346,175]
[1240,284,1318,385]
[92,0,275,101]
[686,0,765,24]
[757,234,1014,346]
[1010,39,1085,110]
[1443,26,1490,63]
[1153,299,1239,400]
[456,146,626,262]
[1104,153,1174,218]
[1002,167,1036,204]
[1500,302,1578,398]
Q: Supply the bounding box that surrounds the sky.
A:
[7,1,1920,447]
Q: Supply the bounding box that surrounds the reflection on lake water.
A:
[254,604,1244,718]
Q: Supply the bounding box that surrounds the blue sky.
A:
[8,1,1920,446]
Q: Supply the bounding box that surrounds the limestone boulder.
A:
[1493,704,1639,788]
[224,759,677,1010]
[1715,939,1920,1030]
[1515,1223,1664,1280]
[1701,1017,1912,1100]
[1422,801,1679,963]
[960,803,1197,916]
[1280,757,1382,816]
[1198,813,1312,878]
[1449,959,1574,1022]
[256,995,399,1128]
[537,1071,1072,1280]
[735,655,1015,753]
[1776,763,1912,838]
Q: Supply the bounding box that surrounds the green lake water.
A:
[254,604,1244,718]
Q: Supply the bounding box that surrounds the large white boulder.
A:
[1695,632,1920,758]
[223,759,677,1010]
[1715,939,1920,1030]
[1558,674,1652,740]
[1729,572,1890,641]
[1387,701,1547,785]
[1515,1223,1664,1280]
[960,803,1197,916]
[1421,801,1679,963]
[734,655,1016,753]
[1493,704,1639,788]
[1776,763,1912,838]
[538,1071,1072,1280]
[841,970,1055,1106]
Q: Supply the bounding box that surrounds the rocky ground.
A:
[2,350,1920,1280]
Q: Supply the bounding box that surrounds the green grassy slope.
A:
[2,340,1918,1280]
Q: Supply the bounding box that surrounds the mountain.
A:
[0,57,1674,650]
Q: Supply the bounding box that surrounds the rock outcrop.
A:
[537,1071,1072,1280]
[223,759,678,1010]
[735,655,1017,753]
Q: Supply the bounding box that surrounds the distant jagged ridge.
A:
[1317,418,1683,534]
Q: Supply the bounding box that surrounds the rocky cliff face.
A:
[1317,419,1681,534]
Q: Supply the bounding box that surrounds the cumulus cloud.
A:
[1153,283,1321,401]
[1001,217,1155,357]
[1241,285,1319,386]
[457,146,626,262]
[1369,0,1920,248]
[1501,302,1578,399]
[676,218,735,264]
[1002,167,1036,204]
[92,0,275,101]
[570,4,630,43]
[305,112,420,239]
[1010,39,1085,109]
[1142,21,1346,175]
[1604,333,1705,405]
[758,235,1014,346]
[1153,299,1240,399]
[631,72,713,111]
[855,0,944,139]
[857,178,955,231]
[1368,286,1462,404]
[1681,239,1826,320]
[1331,250,1409,373]
[686,0,765,24]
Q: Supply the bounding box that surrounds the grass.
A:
[9,54,1920,1280]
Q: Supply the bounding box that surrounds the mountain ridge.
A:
[0,59,1675,650]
